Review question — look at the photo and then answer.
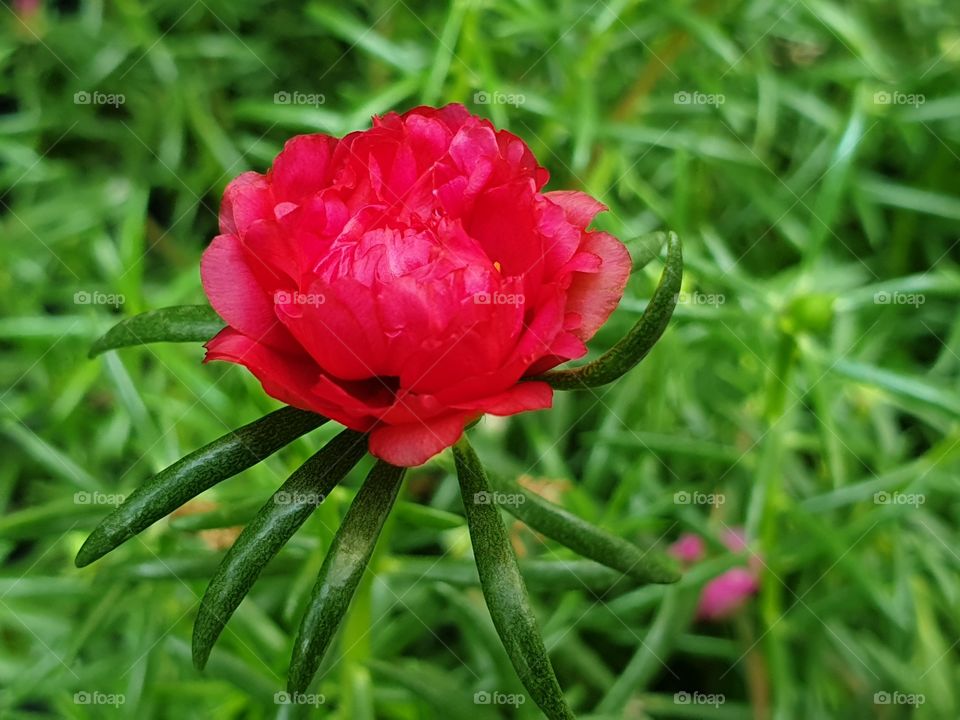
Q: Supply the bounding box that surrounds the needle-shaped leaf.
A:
[75,406,326,567]
[488,474,680,584]
[540,232,682,390]
[88,305,225,358]
[288,460,405,693]
[453,437,574,720]
[631,231,673,271]
[193,429,368,670]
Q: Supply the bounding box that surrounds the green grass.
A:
[2,0,960,718]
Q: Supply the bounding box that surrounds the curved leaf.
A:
[192,429,367,669]
[75,406,326,567]
[88,305,224,358]
[288,460,405,692]
[540,232,683,390]
[453,437,574,720]
[488,474,679,584]
[631,231,673,272]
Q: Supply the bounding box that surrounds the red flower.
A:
[201,104,630,466]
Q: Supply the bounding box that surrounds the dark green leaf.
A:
[192,429,367,669]
[631,231,672,271]
[88,305,225,358]
[453,437,574,720]
[488,474,680,584]
[288,460,405,692]
[75,406,326,567]
[540,232,682,390]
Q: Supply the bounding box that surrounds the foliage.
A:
[2,1,959,718]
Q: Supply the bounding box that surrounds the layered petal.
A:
[202,104,632,466]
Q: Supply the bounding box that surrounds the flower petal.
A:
[368,413,470,467]
[200,234,294,351]
[565,231,631,342]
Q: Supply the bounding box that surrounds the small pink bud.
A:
[669,533,706,565]
[697,568,760,620]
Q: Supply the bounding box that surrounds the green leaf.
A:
[828,356,960,420]
[288,460,405,692]
[453,437,574,720]
[488,474,680,584]
[598,586,698,712]
[631,231,673,272]
[88,305,225,358]
[540,232,682,390]
[74,406,326,567]
[192,429,367,670]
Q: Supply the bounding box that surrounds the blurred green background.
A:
[3,1,960,718]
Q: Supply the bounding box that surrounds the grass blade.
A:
[453,437,574,720]
[192,429,367,669]
[288,460,405,692]
[540,232,682,390]
[88,305,225,358]
[75,406,326,567]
